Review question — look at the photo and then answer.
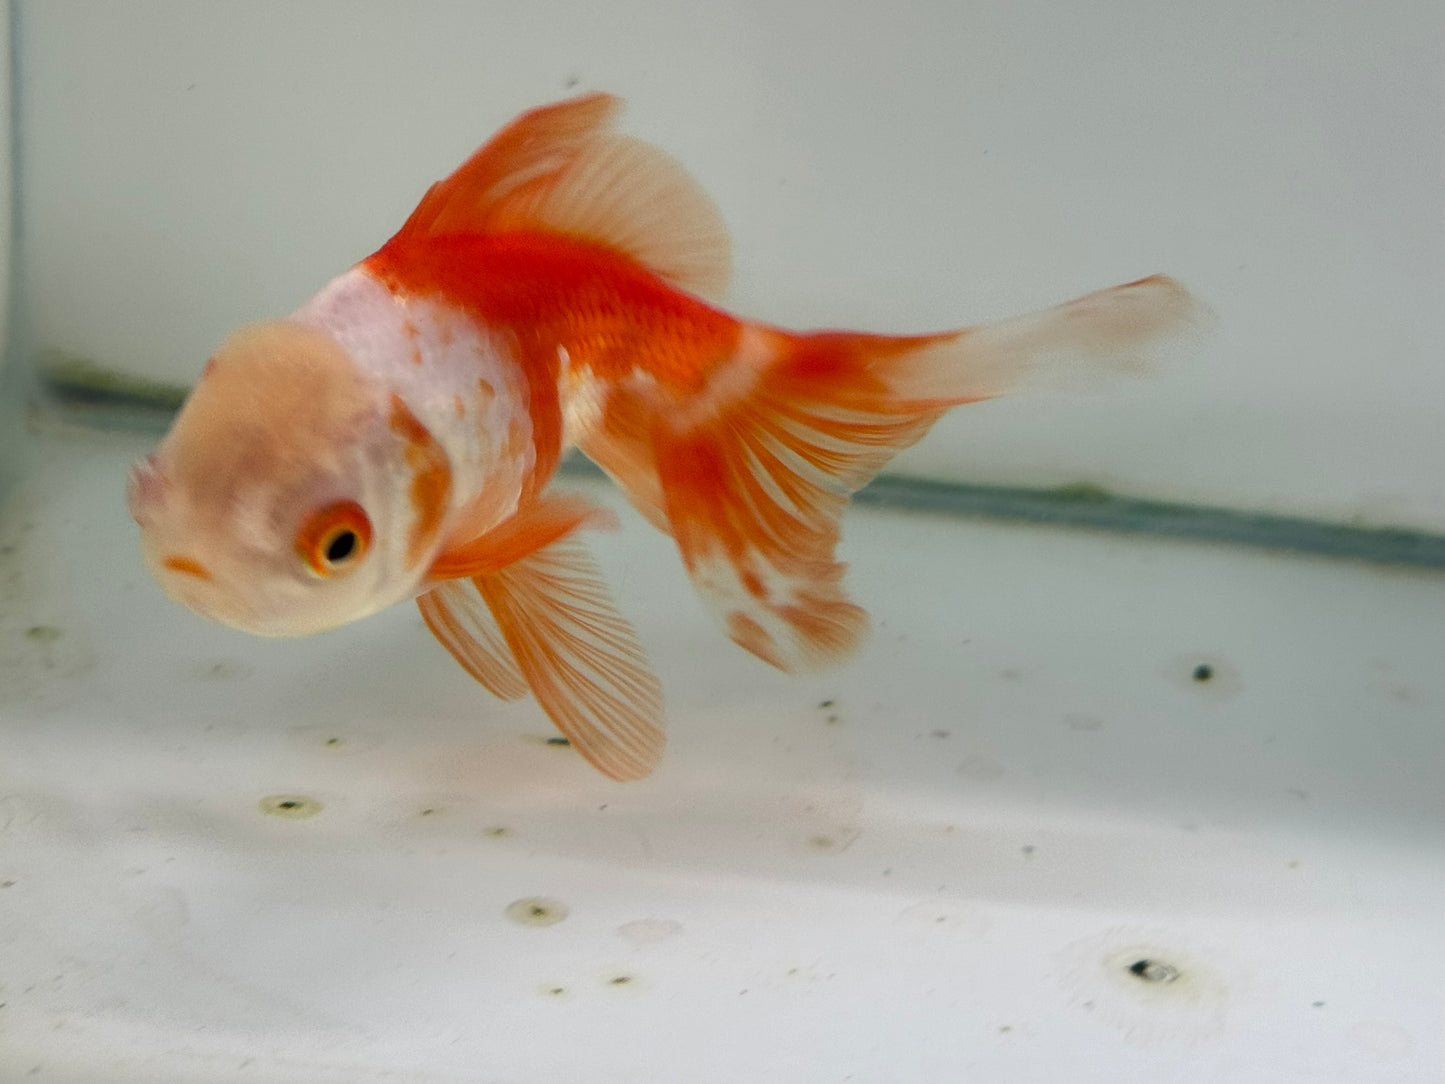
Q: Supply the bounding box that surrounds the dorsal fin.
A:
[392,93,731,301]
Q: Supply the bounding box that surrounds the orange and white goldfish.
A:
[128,93,1201,781]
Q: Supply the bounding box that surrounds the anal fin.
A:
[654,334,945,673]
[650,276,1203,672]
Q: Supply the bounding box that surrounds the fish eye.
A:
[297,500,372,577]
[326,529,357,563]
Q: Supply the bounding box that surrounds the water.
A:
[4,4,1444,1081]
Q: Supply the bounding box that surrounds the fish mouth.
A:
[127,454,163,524]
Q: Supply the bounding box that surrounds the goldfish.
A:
[128,93,1202,781]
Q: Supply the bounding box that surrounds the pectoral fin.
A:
[475,532,664,781]
[417,581,528,701]
[418,493,664,781]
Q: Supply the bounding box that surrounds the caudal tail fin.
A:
[645,275,1206,672]
[881,274,1205,401]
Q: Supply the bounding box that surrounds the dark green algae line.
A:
[846,475,1445,570]
[36,353,1445,572]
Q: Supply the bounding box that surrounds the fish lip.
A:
[127,454,163,524]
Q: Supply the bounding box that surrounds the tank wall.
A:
[0,2,17,485]
[14,1,1445,528]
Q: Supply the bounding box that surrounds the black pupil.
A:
[326,529,357,564]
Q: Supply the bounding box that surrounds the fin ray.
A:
[477,534,665,781]
[428,493,614,581]
[417,581,528,701]
[420,491,664,780]
[650,276,1205,672]
[392,93,730,301]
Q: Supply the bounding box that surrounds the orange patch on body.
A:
[477,379,496,406]
[389,394,453,569]
[452,394,466,418]
[162,554,212,580]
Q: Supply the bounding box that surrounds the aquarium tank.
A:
[1,3,1441,1081]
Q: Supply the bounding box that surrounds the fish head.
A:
[129,320,442,637]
